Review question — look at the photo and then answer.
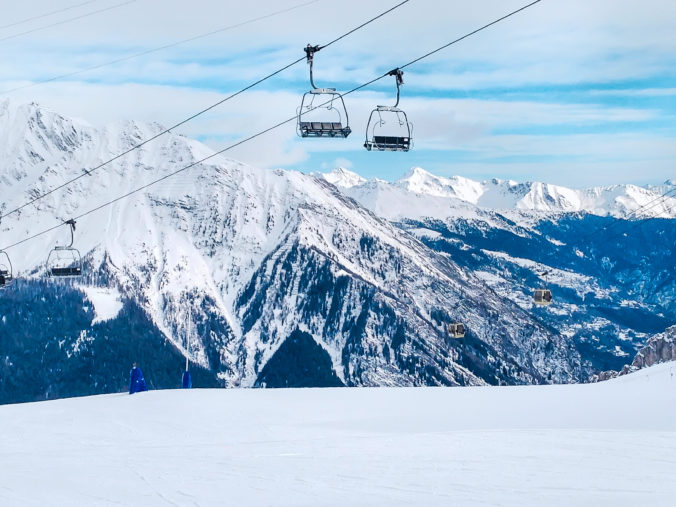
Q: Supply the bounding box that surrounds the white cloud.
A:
[333,157,353,169]
[1,0,675,185]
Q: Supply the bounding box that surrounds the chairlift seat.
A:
[299,121,351,138]
[50,266,82,277]
[365,135,411,152]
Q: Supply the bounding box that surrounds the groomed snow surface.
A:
[1,363,675,507]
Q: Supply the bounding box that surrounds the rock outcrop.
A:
[593,326,676,381]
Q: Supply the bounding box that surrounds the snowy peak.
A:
[395,167,483,202]
[320,166,676,220]
[317,167,367,188]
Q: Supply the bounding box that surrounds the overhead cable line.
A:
[0,0,99,31]
[599,188,676,239]
[618,187,676,221]
[1,0,322,96]
[0,0,135,44]
[601,197,676,244]
[0,0,411,223]
[578,186,676,243]
[1,0,545,252]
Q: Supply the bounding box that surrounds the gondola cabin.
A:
[533,289,553,306]
[448,323,466,339]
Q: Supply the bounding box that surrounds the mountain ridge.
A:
[318,166,676,220]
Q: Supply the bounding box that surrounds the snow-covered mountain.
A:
[1,101,674,403]
[1,101,595,403]
[317,166,675,378]
[316,166,366,188]
[319,166,676,220]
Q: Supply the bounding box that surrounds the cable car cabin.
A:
[46,219,83,278]
[364,106,412,152]
[47,247,83,277]
[533,289,553,306]
[448,323,466,339]
[0,250,13,287]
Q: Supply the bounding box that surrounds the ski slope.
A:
[1,363,675,506]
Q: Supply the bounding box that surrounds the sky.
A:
[1,0,675,188]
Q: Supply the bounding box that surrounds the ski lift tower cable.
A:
[1,0,547,253]
[0,0,412,223]
[0,0,98,31]
[0,0,135,44]
[0,0,324,96]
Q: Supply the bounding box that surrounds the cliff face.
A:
[630,326,676,369]
[594,326,676,381]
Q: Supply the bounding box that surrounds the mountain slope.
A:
[0,101,589,401]
[318,167,675,373]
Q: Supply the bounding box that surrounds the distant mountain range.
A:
[318,166,676,219]
[0,100,673,404]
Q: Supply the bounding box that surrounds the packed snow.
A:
[1,362,674,506]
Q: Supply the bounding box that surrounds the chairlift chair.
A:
[448,322,466,339]
[47,219,83,277]
[0,250,13,288]
[297,44,351,138]
[364,69,413,152]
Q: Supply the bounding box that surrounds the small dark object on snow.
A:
[181,370,192,389]
[129,362,148,394]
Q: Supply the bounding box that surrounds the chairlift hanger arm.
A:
[387,68,404,107]
[305,43,324,90]
[64,219,76,248]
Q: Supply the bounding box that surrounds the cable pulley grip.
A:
[304,44,321,63]
[388,68,404,85]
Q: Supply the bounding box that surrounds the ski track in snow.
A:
[0,363,675,506]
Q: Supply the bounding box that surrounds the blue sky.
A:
[1,0,675,187]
